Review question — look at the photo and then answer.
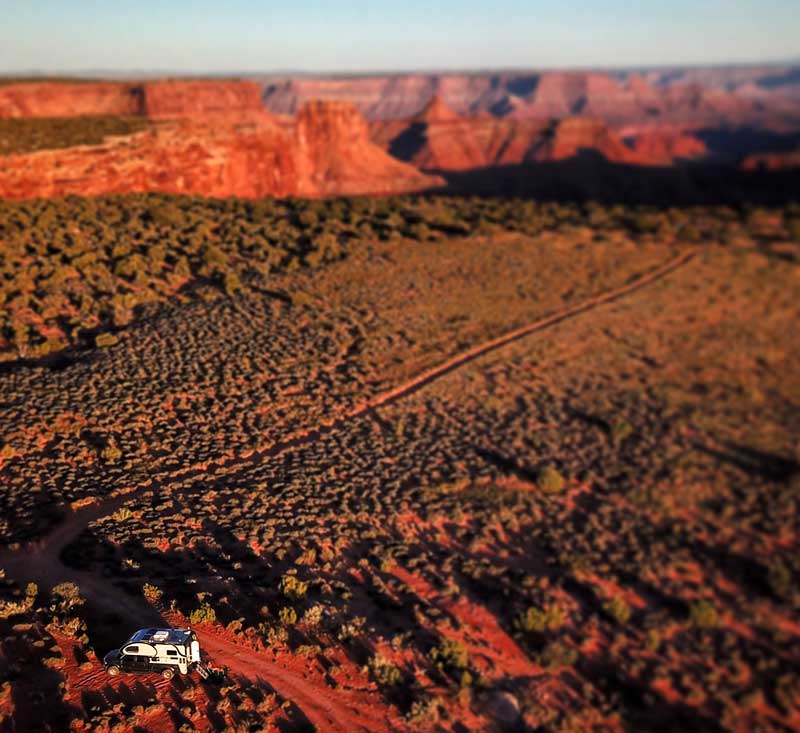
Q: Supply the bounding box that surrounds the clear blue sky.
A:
[1,0,798,74]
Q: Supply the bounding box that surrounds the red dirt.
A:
[186,623,404,733]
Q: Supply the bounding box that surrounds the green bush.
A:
[406,696,441,725]
[189,602,216,625]
[537,466,565,493]
[278,574,308,601]
[767,560,791,599]
[689,600,719,629]
[278,606,297,626]
[429,638,469,672]
[0,115,149,156]
[367,654,402,687]
[612,420,634,445]
[95,332,118,348]
[603,596,632,624]
[142,583,163,604]
[514,603,567,633]
[540,640,578,669]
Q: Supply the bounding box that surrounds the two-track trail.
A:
[0,247,695,732]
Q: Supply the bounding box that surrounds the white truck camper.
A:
[103,627,202,680]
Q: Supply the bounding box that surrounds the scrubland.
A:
[0,194,798,732]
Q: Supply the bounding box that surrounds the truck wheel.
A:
[107,665,120,676]
[161,667,175,680]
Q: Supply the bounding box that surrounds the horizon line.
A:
[1,57,799,81]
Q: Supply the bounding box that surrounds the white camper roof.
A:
[127,628,193,646]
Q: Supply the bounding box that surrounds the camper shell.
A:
[103,627,201,679]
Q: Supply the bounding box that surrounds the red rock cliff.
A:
[0,79,266,121]
[0,82,142,118]
[0,100,441,200]
[142,80,266,119]
[293,100,442,196]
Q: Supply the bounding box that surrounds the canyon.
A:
[0,81,440,199]
[261,67,800,128]
[0,68,798,201]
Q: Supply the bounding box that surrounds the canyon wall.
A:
[369,96,707,170]
[0,99,441,200]
[262,68,800,129]
[0,80,266,120]
[0,82,142,118]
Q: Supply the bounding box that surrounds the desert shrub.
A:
[142,583,163,604]
[540,640,578,669]
[515,603,567,634]
[406,696,442,725]
[689,600,719,629]
[645,629,662,652]
[189,602,216,625]
[300,603,325,627]
[258,621,289,646]
[50,582,82,613]
[0,582,37,618]
[223,270,243,296]
[95,332,118,348]
[337,616,366,641]
[429,638,469,673]
[367,654,402,687]
[278,606,297,626]
[111,507,134,522]
[603,596,632,624]
[767,560,792,599]
[612,420,634,445]
[0,116,149,156]
[48,582,86,637]
[278,574,308,601]
[203,244,228,268]
[537,466,565,493]
[101,439,122,463]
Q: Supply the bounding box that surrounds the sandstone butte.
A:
[0,81,443,200]
[369,95,707,171]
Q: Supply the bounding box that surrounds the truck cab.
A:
[103,627,200,679]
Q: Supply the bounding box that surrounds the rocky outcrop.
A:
[293,100,442,196]
[370,108,691,170]
[0,82,142,118]
[142,80,266,120]
[624,128,707,165]
[0,101,441,200]
[373,116,552,171]
[413,95,460,124]
[0,121,294,199]
[0,79,265,121]
[530,117,640,164]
